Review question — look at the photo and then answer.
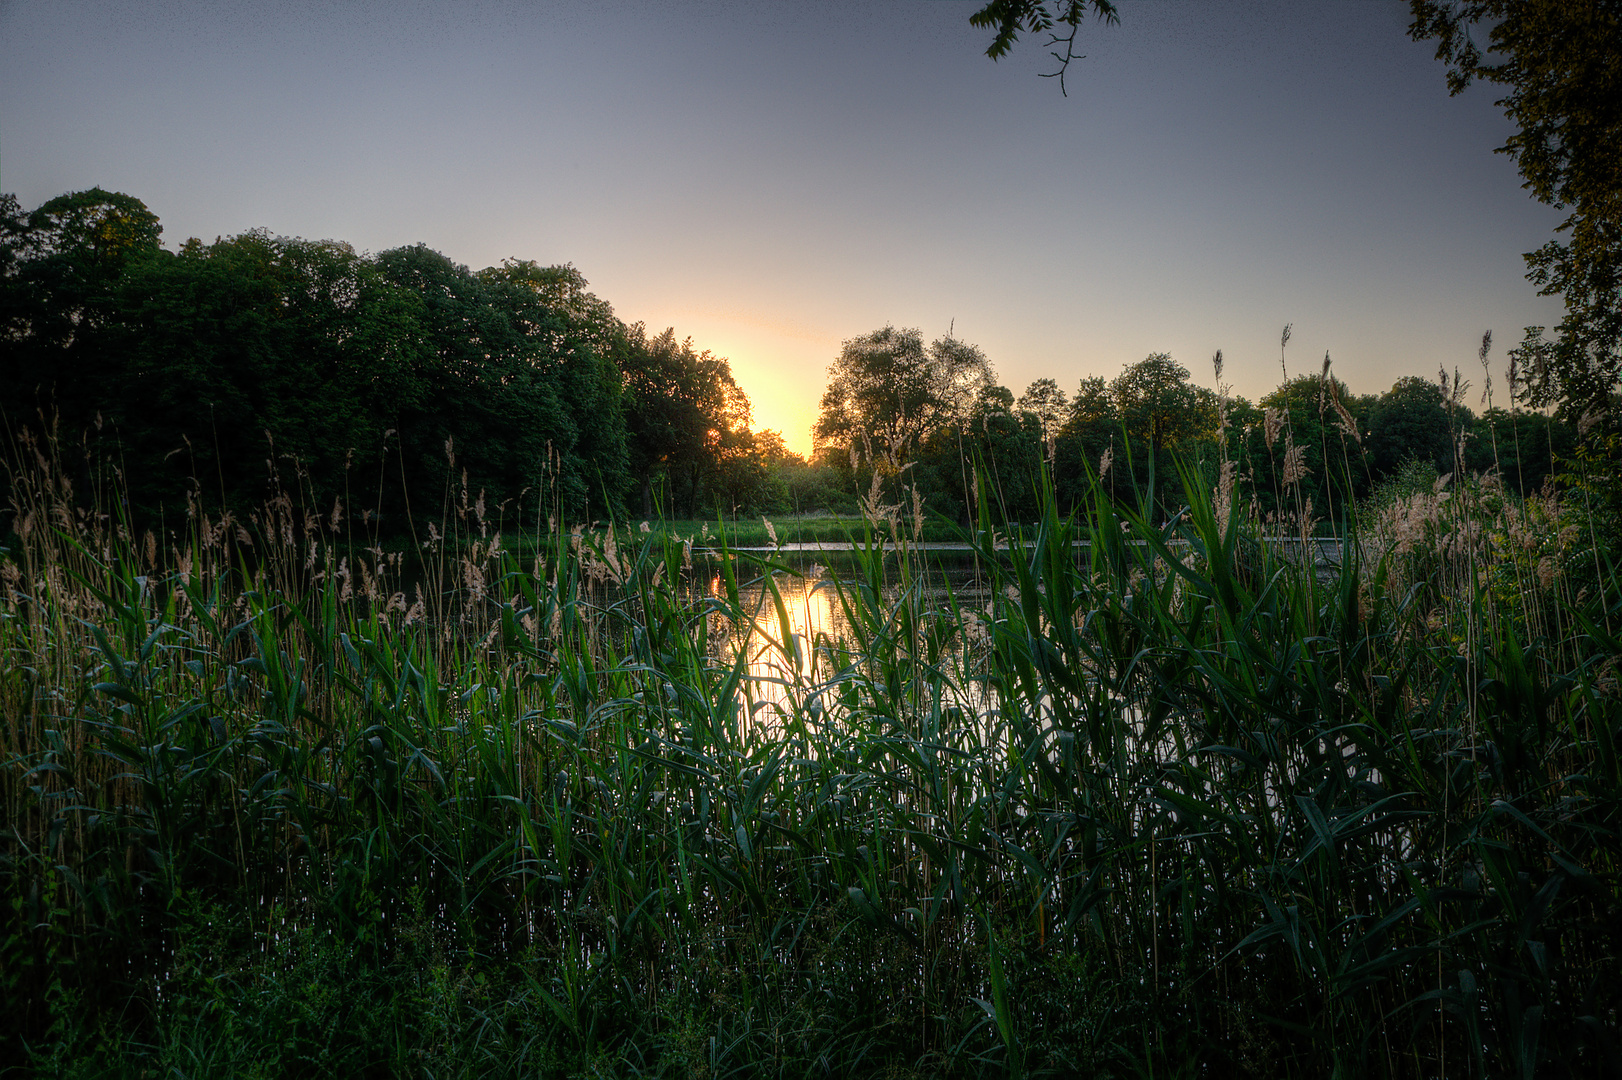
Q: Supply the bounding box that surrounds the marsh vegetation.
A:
[3,413,1619,1078]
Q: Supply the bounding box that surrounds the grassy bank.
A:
[2,450,1619,1077]
[504,513,967,557]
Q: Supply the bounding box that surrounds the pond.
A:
[676,547,1000,734]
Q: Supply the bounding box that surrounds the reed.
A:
[2,428,1618,1078]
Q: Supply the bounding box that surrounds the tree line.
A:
[812,324,1578,529]
[0,188,1585,538]
[1,188,790,531]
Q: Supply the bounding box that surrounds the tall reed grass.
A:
[2,426,1618,1078]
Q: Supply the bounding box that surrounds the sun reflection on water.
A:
[709,572,844,694]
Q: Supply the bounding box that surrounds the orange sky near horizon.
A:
[644,306,843,460]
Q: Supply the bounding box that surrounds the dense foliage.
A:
[812,326,1579,533]
[0,190,777,527]
[1,188,1592,541]
[1409,0,1622,417]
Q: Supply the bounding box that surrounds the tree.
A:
[1,188,165,433]
[1052,375,1118,509]
[113,233,440,518]
[1109,353,1218,458]
[1409,1,1622,416]
[970,0,1120,95]
[1,188,791,527]
[1016,377,1069,442]
[968,384,1044,520]
[1251,370,1372,523]
[1367,375,1458,480]
[1466,406,1575,495]
[479,259,632,513]
[618,325,753,518]
[377,243,589,521]
[813,326,993,476]
[1107,353,1219,517]
[13,187,162,269]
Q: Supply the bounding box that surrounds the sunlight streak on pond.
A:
[706,570,846,718]
[692,556,999,738]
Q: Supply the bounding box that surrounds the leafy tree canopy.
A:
[618,324,754,518]
[1017,377,1069,441]
[1409,0,1622,415]
[814,326,993,472]
[0,189,765,526]
[1367,374,1458,479]
[970,0,1119,94]
[17,187,162,267]
[1109,352,1218,454]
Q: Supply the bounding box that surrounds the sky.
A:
[1,0,1565,458]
